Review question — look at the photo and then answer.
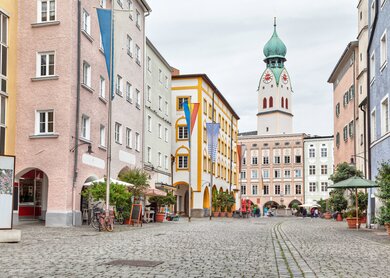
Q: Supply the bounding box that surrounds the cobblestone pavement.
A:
[1,217,389,277]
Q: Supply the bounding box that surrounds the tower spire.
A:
[274,17,276,30]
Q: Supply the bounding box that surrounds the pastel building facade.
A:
[0,0,17,156]
[110,0,151,178]
[303,136,334,205]
[171,73,239,217]
[144,38,172,189]
[368,0,390,222]
[328,41,359,168]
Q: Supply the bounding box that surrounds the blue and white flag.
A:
[206,123,220,162]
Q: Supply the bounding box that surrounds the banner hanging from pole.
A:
[183,101,200,136]
[206,123,220,163]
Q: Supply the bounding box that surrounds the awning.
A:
[83,178,133,187]
[144,188,167,197]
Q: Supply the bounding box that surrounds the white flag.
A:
[206,123,220,162]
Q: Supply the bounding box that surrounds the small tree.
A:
[329,162,363,183]
[329,190,348,212]
[212,191,220,212]
[226,194,236,213]
[376,162,390,225]
[118,168,149,203]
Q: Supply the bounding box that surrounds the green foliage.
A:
[329,189,348,212]
[376,162,390,224]
[218,192,229,212]
[226,194,236,212]
[212,190,220,211]
[344,207,363,218]
[291,203,299,210]
[81,182,132,217]
[355,191,368,212]
[317,198,328,212]
[329,162,363,183]
[118,168,150,200]
[149,192,177,211]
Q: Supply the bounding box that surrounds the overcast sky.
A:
[145,0,357,136]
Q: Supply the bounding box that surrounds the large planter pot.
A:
[346,217,361,229]
[124,218,131,225]
[226,212,233,218]
[213,211,220,217]
[336,213,343,222]
[155,213,165,223]
[385,223,390,236]
[221,212,226,217]
[324,212,332,220]
[360,215,367,224]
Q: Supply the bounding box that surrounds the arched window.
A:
[269,97,273,108]
[263,98,267,109]
[286,98,289,109]
[281,97,284,108]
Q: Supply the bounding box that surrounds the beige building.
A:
[328,41,359,168]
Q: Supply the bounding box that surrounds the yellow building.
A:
[171,72,240,217]
[0,1,17,155]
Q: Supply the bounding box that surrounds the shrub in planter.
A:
[212,191,221,217]
[149,193,176,223]
[226,194,235,217]
[375,162,390,236]
[344,208,363,229]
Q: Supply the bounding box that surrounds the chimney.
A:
[171,67,180,76]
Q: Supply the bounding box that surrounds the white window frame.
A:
[164,101,168,115]
[284,184,291,195]
[115,122,122,144]
[251,169,258,179]
[321,147,327,157]
[164,155,168,170]
[100,125,106,147]
[126,82,133,103]
[158,152,162,167]
[178,155,188,169]
[371,109,377,142]
[81,115,90,140]
[37,52,55,77]
[147,56,152,72]
[309,148,315,158]
[158,123,162,139]
[135,132,140,151]
[147,146,152,163]
[371,1,376,26]
[252,185,258,195]
[136,9,141,29]
[147,86,151,102]
[309,165,316,175]
[147,115,152,132]
[158,96,162,111]
[380,30,387,69]
[126,35,133,57]
[381,96,389,136]
[100,76,106,99]
[82,9,91,35]
[370,52,375,82]
[35,110,54,135]
[178,126,188,140]
[321,165,328,175]
[164,128,169,143]
[37,0,56,23]
[126,128,132,148]
[116,75,123,96]
[309,182,316,192]
[83,61,91,87]
[262,169,269,179]
[135,45,141,65]
[136,89,141,108]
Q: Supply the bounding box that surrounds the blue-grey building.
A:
[368,0,390,223]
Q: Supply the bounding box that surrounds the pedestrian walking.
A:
[314,208,319,218]
[302,208,307,218]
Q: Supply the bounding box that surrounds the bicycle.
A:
[114,206,125,225]
[90,202,114,232]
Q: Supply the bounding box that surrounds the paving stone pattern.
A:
[0,217,389,277]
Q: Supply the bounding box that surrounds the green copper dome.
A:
[263,19,287,60]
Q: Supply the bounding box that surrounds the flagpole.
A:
[188,126,192,222]
[210,92,215,220]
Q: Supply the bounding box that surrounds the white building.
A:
[144,38,172,189]
[303,136,334,205]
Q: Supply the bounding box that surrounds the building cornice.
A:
[256,110,293,117]
[357,25,368,40]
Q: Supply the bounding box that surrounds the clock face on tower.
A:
[263,72,273,84]
[282,73,288,84]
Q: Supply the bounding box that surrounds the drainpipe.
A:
[72,0,82,226]
[229,114,233,192]
[352,50,357,170]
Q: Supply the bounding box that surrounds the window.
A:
[349,121,354,138]
[126,35,133,57]
[274,156,281,164]
[284,169,291,178]
[178,126,188,140]
[38,0,56,22]
[158,123,162,139]
[321,147,327,157]
[147,147,152,163]
[321,165,328,175]
[158,152,162,167]
[164,128,168,142]
[284,184,291,195]
[177,97,189,111]
[321,182,328,192]
[165,76,169,88]
[263,185,269,195]
[135,132,140,151]
[158,96,162,111]
[343,92,349,107]
[240,170,246,179]
[136,89,141,108]
[309,165,316,175]
[100,0,107,8]
[295,155,301,163]
[252,185,258,195]
[348,86,355,101]
[269,97,273,108]
[371,110,376,141]
[82,10,91,35]
[99,77,106,99]
[336,132,340,147]
[126,128,132,148]
[381,0,387,7]
[115,122,122,144]
[251,156,258,165]
[178,155,188,169]
[309,148,315,158]
[99,125,106,147]
[116,75,123,96]
[135,45,141,65]
[126,82,133,103]
[381,97,389,135]
[147,116,152,132]
[371,1,376,26]
[335,103,340,117]
[263,156,269,165]
[37,52,55,77]
[165,101,168,115]
[274,184,281,195]
[274,169,281,178]
[309,182,316,192]
[136,10,141,29]
[36,110,54,134]
[241,184,246,195]
[295,184,302,195]
[251,170,258,179]
[263,98,267,109]
[147,56,151,72]
[164,155,168,170]
[83,62,91,87]
[343,125,348,142]
[294,169,302,178]
[263,169,269,179]
[128,0,133,19]
[81,115,90,140]
[370,52,375,81]
[284,156,290,164]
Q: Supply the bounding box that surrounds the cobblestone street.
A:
[1,217,390,278]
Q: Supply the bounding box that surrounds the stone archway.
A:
[203,186,210,209]
[288,199,302,208]
[79,175,98,225]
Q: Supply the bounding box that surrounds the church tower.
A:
[257,19,293,135]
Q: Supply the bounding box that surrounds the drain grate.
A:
[107,260,163,267]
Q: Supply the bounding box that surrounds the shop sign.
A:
[0,155,15,229]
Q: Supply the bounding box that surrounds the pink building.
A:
[14,0,111,226]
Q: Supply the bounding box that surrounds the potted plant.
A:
[329,189,348,221]
[148,195,166,222]
[344,207,363,229]
[212,191,221,217]
[226,194,235,217]
[218,192,228,217]
[356,191,368,223]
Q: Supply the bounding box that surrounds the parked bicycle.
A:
[90,202,114,232]
[113,206,125,225]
